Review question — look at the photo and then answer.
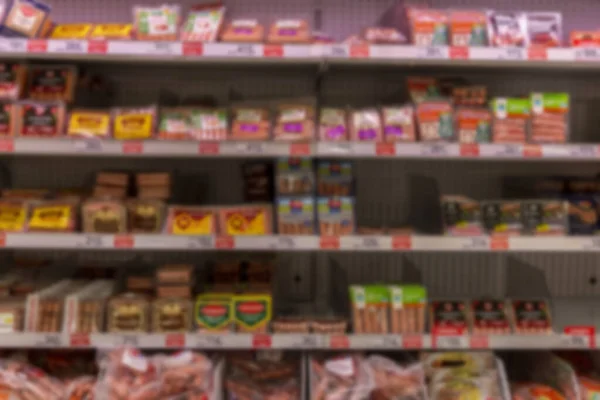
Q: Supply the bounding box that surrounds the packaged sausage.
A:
[492,97,530,143]
[277,197,315,234]
[318,196,355,236]
[165,206,216,235]
[28,65,77,103]
[221,19,264,42]
[272,316,310,333]
[442,196,484,236]
[417,100,454,142]
[27,201,76,232]
[510,299,553,334]
[267,19,311,43]
[407,76,440,104]
[274,104,315,141]
[350,285,389,333]
[526,12,562,47]
[1,0,51,38]
[0,200,28,232]
[277,158,314,196]
[195,293,233,332]
[319,108,347,141]
[107,293,150,333]
[487,11,527,47]
[382,105,416,142]
[471,299,512,334]
[158,108,191,140]
[15,101,65,137]
[156,264,193,285]
[0,299,24,332]
[449,10,488,46]
[408,8,449,46]
[112,106,156,140]
[571,31,600,47]
[127,199,164,233]
[481,201,523,235]
[388,284,427,334]
[521,200,568,235]
[430,300,470,335]
[0,103,15,136]
[233,293,272,332]
[317,161,353,197]
[311,317,347,334]
[82,200,127,233]
[50,23,93,39]
[530,92,569,144]
[350,109,382,142]
[181,6,225,42]
[89,24,133,40]
[455,108,491,143]
[219,204,273,235]
[152,298,192,333]
[63,280,113,334]
[0,63,26,100]
[231,107,271,140]
[67,109,111,138]
[189,108,228,141]
[133,4,180,41]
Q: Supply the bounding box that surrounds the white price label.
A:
[152,42,173,54]
[195,335,224,348]
[584,237,600,250]
[329,45,348,58]
[273,236,295,250]
[418,47,446,59]
[381,335,401,348]
[228,44,256,57]
[500,48,525,60]
[575,48,600,61]
[421,143,448,156]
[358,237,380,250]
[570,145,597,158]
[0,39,26,52]
[462,237,489,250]
[294,335,319,348]
[36,334,62,347]
[77,234,104,248]
[237,142,266,155]
[187,236,213,249]
[74,139,103,152]
[495,144,522,157]
[116,335,139,347]
[435,336,468,349]
[59,40,86,53]
[561,335,590,348]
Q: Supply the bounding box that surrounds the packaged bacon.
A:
[350,109,382,142]
[455,108,491,143]
[470,299,512,334]
[382,105,416,142]
[530,92,569,144]
[319,108,347,141]
[449,10,488,46]
[491,97,530,143]
[571,31,600,47]
[510,299,553,334]
[487,11,527,47]
[416,100,454,142]
[221,19,264,42]
[408,8,448,46]
[267,19,311,43]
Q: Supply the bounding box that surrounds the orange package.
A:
[218,204,272,236]
[455,108,491,143]
[449,10,488,46]
[230,107,270,140]
[416,101,454,142]
[165,206,216,235]
[408,8,449,46]
[491,98,530,144]
[221,20,264,42]
[571,31,600,47]
[267,19,311,43]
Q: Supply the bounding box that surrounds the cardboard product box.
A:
[441,196,484,236]
[481,200,523,235]
[521,200,568,235]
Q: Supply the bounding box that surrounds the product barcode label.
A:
[462,237,489,250]
[273,236,295,250]
[501,48,525,60]
[358,236,381,250]
[421,143,448,156]
[418,46,446,59]
[116,335,139,347]
[74,139,103,152]
[0,39,26,52]
[36,334,62,347]
[328,45,349,58]
[570,145,597,158]
[435,335,468,349]
[294,335,319,348]
[575,48,600,61]
[237,142,266,155]
[60,40,86,53]
[495,144,522,157]
[381,335,401,348]
[228,44,256,57]
[77,234,105,248]
[187,236,213,249]
[195,335,224,348]
[561,335,590,348]
[152,42,174,54]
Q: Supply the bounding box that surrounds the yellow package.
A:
[89,24,133,40]
[233,294,272,332]
[167,206,215,235]
[0,201,27,232]
[68,110,111,137]
[28,203,74,232]
[51,24,93,39]
[219,205,272,236]
[113,107,156,140]
[195,293,233,332]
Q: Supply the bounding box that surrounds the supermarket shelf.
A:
[1,39,600,68]
[1,233,600,252]
[0,139,598,160]
[1,332,594,349]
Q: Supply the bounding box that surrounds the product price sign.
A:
[433,335,468,349]
[70,333,91,347]
[584,237,600,251]
[418,46,447,59]
[381,335,401,348]
[252,334,272,349]
[165,333,186,347]
[495,144,522,157]
[36,334,62,348]
[357,236,381,250]
[292,335,319,349]
[228,43,256,57]
[469,335,489,349]
[115,334,140,347]
[500,48,525,61]
[53,40,86,53]
[329,335,350,349]
[272,236,295,250]
[575,48,600,61]
[27,39,47,53]
[77,234,105,249]
[195,335,224,348]
[0,139,14,153]
[151,41,175,55]
[87,40,108,54]
[570,145,597,158]
[187,236,213,249]
[74,138,103,153]
[236,142,266,155]
[182,42,203,56]
[328,45,349,58]
[0,39,26,53]
[462,237,489,250]
[421,143,448,157]
[401,334,423,349]
[563,326,596,348]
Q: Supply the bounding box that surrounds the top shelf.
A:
[3,39,600,67]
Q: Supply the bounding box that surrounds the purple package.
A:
[319,108,347,141]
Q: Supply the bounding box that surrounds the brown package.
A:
[97,172,129,188]
[156,264,194,285]
[36,300,63,332]
[221,20,264,42]
[0,63,26,100]
[152,298,192,332]
[75,300,105,334]
[107,293,150,333]
[82,200,127,233]
[126,276,154,292]
[136,173,171,187]
[138,186,170,200]
[311,318,347,334]
[273,104,315,141]
[15,101,66,137]
[93,186,127,199]
[231,108,271,140]
[157,285,192,299]
[28,65,77,103]
[267,19,311,43]
[0,300,24,333]
[271,317,310,333]
[127,199,164,233]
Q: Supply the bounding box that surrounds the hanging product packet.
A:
[449,10,488,46]
[455,108,491,143]
[491,97,530,143]
[416,100,454,142]
[526,12,562,47]
[165,206,216,235]
[267,19,311,43]
[133,4,180,41]
[112,106,156,140]
[189,108,228,141]
[530,92,569,144]
[570,31,600,47]
[408,8,449,46]
[429,300,470,335]
[350,108,382,142]
[181,6,225,42]
[382,105,416,142]
[487,11,527,47]
[319,108,347,141]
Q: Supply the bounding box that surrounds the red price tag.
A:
[289,143,310,156]
[122,142,144,154]
[182,42,203,56]
[0,232,6,247]
[523,144,542,157]
[392,235,412,250]
[70,333,90,346]
[460,144,479,157]
[376,143,396,156]
[320,236,340,250]
[528,47,548,60]
[490,236,509,250]
[469,335,489,349]
[87,40,108,54]
[165,333,186,347]
[114,235,134,248]
[198,142,220,155]
[329,335,350,349]
[450,46,469,59]
[263,45,283,57]
[27,39,47,52]
[215,236,234,249]
[0,139,14,153]
[402,334,423,349]
[252,334,272,348]
[350,44,369,58]
[564,326,596,348]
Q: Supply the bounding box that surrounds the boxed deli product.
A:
[441,196,484,236]
[530,92,570,144]
[482,200,523,235]
[492,97,530,143]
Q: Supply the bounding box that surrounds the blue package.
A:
[317,196,355,236]
[277,197,316,235]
